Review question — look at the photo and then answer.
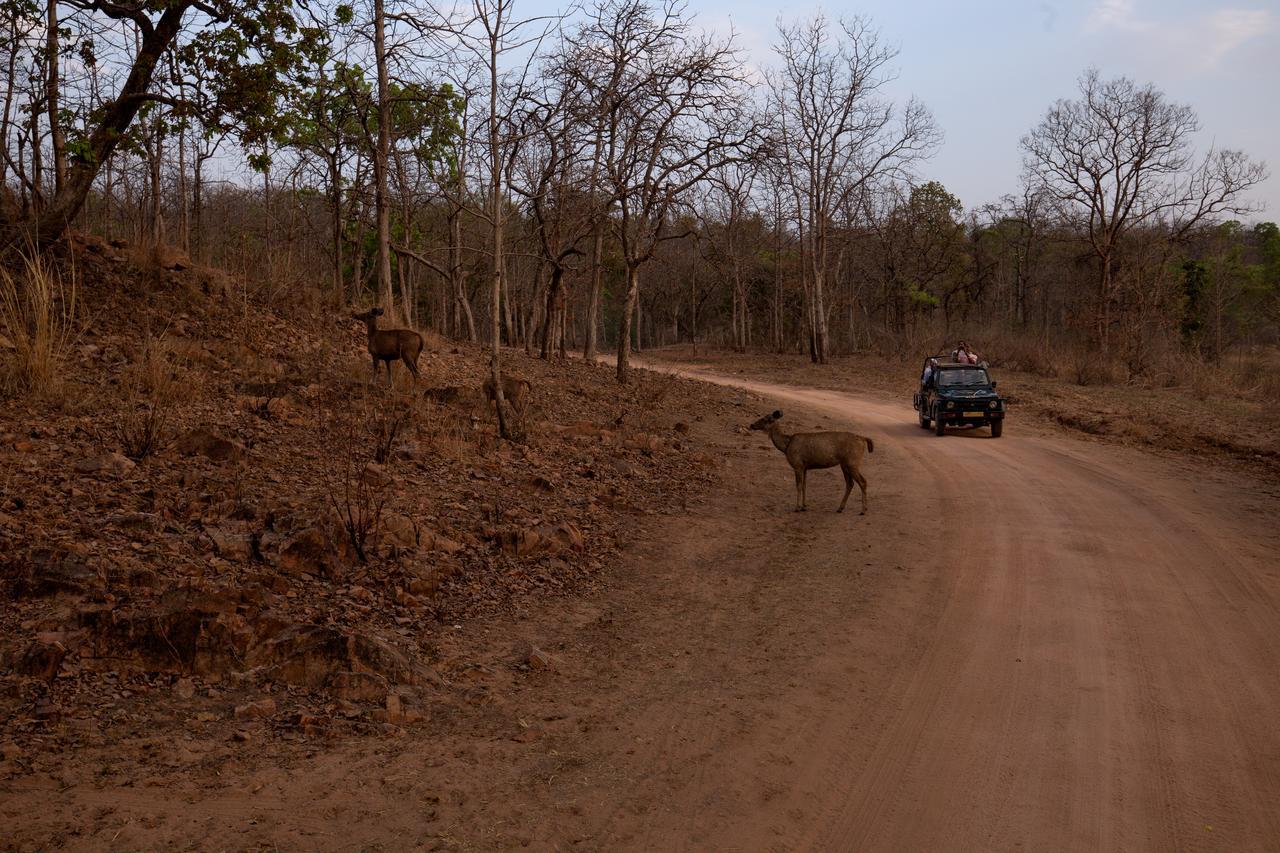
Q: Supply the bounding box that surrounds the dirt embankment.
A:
[643,345,1280,481]
[0,239,739,788]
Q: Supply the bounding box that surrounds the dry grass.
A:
[0,254,79,399]
[109,334,192,460]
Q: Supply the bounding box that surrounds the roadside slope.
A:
[5,356,1279,851]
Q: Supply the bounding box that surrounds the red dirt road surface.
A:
[6,367,1280,851]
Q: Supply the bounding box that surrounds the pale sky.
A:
[600,0,1280,219]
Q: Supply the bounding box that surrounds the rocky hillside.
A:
[0,237,732,757]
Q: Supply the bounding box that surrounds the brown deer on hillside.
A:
[750,410,874,514]
[482,374,532,414]
[352,307,423,385]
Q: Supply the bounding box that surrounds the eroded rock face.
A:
[12,549,99,598]
[246,624,418,689]
[42,580,424,692]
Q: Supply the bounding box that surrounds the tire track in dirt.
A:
[640,366,1280,852]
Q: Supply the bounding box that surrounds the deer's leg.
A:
[854,469,868,514]
[793,467,805,512]
[403,354,420,384]
[838,463,854,513]
[385,360,395,386]
[370,355,379,380]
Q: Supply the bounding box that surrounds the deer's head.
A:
[749,410,784,431]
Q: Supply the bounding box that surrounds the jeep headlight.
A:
[946,401,955,410]
[989,400,998,409]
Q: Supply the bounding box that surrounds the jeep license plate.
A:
[963,411,983,418]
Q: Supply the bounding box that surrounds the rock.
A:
[233,698,276,720]
[497,528,543,557]
[526,646,554,671]
[381,513,418,548]
[34,702,60,721]
[407,577,437,597]
[0,333,15,350]
[17,550,97,597]
[394,588,422,609]
[424,532,464,555]
[206,526,254,562]
[173,677,196,699]
[248,624,417,689]
[274,526,351,579]
[674,421,690,434]
[108,512,163,534]
[0,742,22,761]
[80,584,250,675]
[292,713,329,738]
[232,730,253,743]
[512,727,543,743]
[329,671,389,703]
[73,452,135,477]
[13,639,67,681]
[174,429,244,462]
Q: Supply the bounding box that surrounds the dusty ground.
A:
[5,336,1280,850]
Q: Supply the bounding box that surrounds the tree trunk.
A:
[329,154,343,295]
[373,0,394,318]
[4,5,187,250]
[46,0,66,194]
[616,265,639,383]
[584,220,604,361]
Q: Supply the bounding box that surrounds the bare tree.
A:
[567,0,755,382]
[769,14,939,363]
[1021,68,1268,354]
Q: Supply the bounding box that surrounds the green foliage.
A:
[907,285,940,309]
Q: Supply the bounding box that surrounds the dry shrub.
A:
[0,254,79,399]
[417,398,474,463]
[319,401,404,562]
[111,335,190,460]
[983,329,1058,377]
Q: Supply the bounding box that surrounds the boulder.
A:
[174,429,244,462]
[274,526,352,579]
[248,624,417,689]
[12,638,67,681]
[233,697,276,720]
[73,452,135,477]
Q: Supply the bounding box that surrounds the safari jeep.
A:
[913,358,1006,437]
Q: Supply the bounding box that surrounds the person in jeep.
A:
[953,341,981,365]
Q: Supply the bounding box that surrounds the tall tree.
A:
[567,0,755,382]
[1,0,327,251]
[769,15,938,363]
[1021,68,1268,354]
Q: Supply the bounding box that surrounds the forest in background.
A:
[1,0,1276,395]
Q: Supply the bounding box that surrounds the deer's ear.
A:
[773,410,783,419]
[372,307,384,316]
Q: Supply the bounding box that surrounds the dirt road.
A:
[8,368,1280,851]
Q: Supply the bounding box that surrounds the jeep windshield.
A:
[936,368,990,387]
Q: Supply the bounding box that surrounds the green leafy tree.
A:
[3,0,329,251]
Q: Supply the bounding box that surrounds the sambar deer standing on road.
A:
[352,307,423,386]
[750,410,874,514]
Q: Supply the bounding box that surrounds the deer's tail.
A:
[864,436,875,454]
